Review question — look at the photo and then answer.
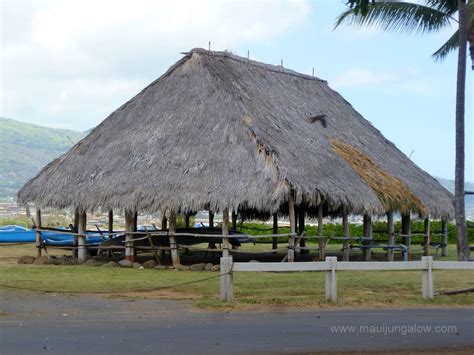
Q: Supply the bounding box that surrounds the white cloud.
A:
[0,0,310,130]
[331,68,398,88]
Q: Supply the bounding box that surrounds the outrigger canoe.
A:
[0,225,67,243]
[0,225,108,246]
[98,227,254,254]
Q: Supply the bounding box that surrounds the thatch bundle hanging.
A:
[17,48,453,219]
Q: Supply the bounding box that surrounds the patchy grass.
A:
[0,263,472,310]
[0,244,472,310]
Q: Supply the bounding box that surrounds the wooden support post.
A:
[318,205,325,260]
[209,211,214,228]
[288,191,296,262]
[299,207,306,254]
[325,256,337,302]
[422,256,434,299]
[423,217,431,256]
[342,213,350,261]
[230,211,238,250]
[73,210,79,232]
[441,219,448,257]
[73,209,79,258]
[272,213,278,254]
[169,212,180,267]
[133,212,138,232]
[363,214,372,261]
[387,211,395,262]
[184,214,190,228]
[108,210,113,233]
[78,211,87,261]
[158,214,167,261]
[220,256,233,302]
[294,206,298,235]
[402,213,411,260]
[232,211,237,231]
[222,208,230,257]
[124,210,135,262]
[35,209,42,258]
[208,211,216,249]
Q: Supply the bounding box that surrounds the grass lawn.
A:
[0,245,472,310]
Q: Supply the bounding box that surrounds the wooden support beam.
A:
[209,211,214,228]
[161,215,167,230]
[77,211,87,261]
[441,219,448,257]
[342,213,350,261]
[158,214,167,261]
[185,214,190,228]
[272,213,278,254]
[169,212,180,267]
[35,209,42,258]
[288,191,296,262]
[208,211,216,249]
[294,206,299,233]
[222,208,230,257]
[231,211,237,231]
[124,210,135,263]
[73,209,79,258]
[73,210,79,232]
[133,211,138,232]
[387,211,395,262]
[108,210,113,233]
[401,213,412,260]
[363,214,372,261]
[424,217,431,256]
[299,207,306,254]
[318,205,325,260]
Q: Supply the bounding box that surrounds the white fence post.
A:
[325,256,337,302]
[78,236,86,261]
[422,256,434,299]
[220,256,233,302]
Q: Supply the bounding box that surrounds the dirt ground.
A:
[1,289,473,354]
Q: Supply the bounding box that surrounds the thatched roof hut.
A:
[17,48,453,220]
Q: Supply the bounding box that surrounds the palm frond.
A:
[424,0,458,17]
[335,1,453,34]
[432,30,459,61]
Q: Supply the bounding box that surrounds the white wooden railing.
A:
[219,256,474,302]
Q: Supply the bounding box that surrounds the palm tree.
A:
[335,0,471,260]
[455,0,470,261]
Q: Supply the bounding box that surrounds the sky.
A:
[0,0,472,181]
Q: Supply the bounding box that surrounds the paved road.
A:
[0,291,473,354]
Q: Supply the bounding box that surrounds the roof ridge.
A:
[184,48,326,83]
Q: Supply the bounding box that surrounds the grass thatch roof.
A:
[17,48,453,219]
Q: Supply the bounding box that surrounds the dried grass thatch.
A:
[17,48,453,219]
[331,140,428,216]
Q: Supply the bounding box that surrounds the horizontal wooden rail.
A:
[220,256,474,303]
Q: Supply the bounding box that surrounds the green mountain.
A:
[0,117,85,198]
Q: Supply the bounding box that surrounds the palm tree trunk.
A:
[455,0,470,261]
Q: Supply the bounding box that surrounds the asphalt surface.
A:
[0,291,473,354]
